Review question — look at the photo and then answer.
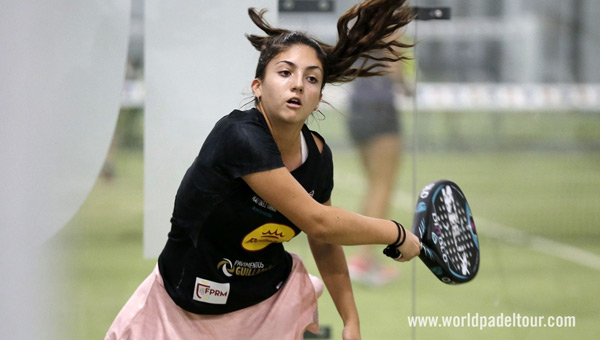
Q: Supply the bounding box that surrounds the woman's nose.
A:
[292,76,304,93]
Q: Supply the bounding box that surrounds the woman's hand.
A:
[395,229,421,262]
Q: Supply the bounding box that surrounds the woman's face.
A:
[252,44,323,128]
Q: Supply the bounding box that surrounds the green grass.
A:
[47,108,600,339]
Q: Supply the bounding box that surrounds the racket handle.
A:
[383,243,424,260]
[383,245,402,259]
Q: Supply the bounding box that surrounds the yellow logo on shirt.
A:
[241,223,295,251]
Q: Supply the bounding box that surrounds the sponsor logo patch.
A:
[193,277,230,305]
[252,195,277,212]
[241,223,295,251]
[217,258,274,277]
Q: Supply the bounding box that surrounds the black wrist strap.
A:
[390,220,406,247]
[383,220,407,259]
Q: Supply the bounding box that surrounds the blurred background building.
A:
[126,0,600,85]
[124,0,600,116]
[279,0,600,83]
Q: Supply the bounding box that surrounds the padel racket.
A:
[385,180,479,284]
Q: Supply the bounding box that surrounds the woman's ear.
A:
[315,92,323,110]
[251,78,262,99]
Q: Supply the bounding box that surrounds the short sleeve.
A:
[216,117,284,179]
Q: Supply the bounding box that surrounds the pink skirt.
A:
[105,253,319,340]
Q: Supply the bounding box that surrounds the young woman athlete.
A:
[106,1,419,339]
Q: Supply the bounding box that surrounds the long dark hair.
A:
[246,0,415,89]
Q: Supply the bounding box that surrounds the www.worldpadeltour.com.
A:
[408,313,576,330]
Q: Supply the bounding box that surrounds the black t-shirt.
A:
[158,108,334,314]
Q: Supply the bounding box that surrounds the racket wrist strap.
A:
[390,220,406,247]
[383,220,406,259]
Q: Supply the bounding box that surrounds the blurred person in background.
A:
[347,57,414,287]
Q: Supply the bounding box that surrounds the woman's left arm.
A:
[308,200,361,340]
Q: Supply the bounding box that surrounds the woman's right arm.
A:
[242,167,421,261]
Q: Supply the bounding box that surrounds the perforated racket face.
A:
[412,180,480,284]
[428,183,479,282]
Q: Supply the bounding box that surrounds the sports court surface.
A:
[50,106,600,339]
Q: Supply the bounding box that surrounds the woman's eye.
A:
[279,70,291,77]
[307,76,318,83]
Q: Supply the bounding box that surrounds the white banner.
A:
[0,0,131,338]
[406,83,600,112]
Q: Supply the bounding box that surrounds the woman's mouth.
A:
[287,98,302,108]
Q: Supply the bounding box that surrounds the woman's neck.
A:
[257,107,304,171]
